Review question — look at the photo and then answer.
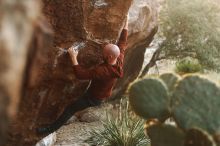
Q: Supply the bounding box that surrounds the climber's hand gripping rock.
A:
[68,46,79,65]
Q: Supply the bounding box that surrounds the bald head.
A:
[103,44,120,65]
[103,44,120,58]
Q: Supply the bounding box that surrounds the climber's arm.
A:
[68,46,91,79]
[68,46,113,80]
[117,15,128,53]
[116,15,128,67]
[124,14,128,30]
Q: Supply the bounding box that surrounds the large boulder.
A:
[0,0,41,145]
[3,0,158,145]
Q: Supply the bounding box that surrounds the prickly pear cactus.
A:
[129,78,170,121]
[185,128,216,146]
[146,123,185,146]
[159,72,181,92]
[172,75,220,135]
[145,121,217,146]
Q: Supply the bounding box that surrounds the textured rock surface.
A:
[4,0,158,145]
[0,0,41,145]
[77,104,113,123]
[55,121,103,146]
[36,133,56,146]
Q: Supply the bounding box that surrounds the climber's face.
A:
[103,44,120,65]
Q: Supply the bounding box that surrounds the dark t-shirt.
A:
[73,29,128,99]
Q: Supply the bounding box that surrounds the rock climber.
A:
[37,15,128,134]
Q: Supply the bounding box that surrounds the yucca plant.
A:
[85,98,150,146]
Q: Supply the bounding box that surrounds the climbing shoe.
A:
[36,126,52,135]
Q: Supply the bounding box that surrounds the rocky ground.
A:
[54,104,112,146]
[36,104,114,146]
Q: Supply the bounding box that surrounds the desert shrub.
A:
[159,0,220,72]
[175,57,203,74]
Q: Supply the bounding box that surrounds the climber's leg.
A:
[36,93,102,134]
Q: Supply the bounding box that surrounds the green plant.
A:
[128,73,220,145]
[85,98,150,146]
[172,75,220,135]
[185,128,216,146]
[129,78,170,122]
[145,122,216,146]
[175,57,203,74]
[159,0,220,71]
[146,123,185,146]
[159,72,181,92]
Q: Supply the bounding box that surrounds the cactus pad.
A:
[146,123,185,146]
[159,72,181,92]
[172,75,220,134]
[185,128,216,146]
[129,78,170,121]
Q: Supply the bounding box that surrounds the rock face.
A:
[0,1,41,145]
[2,0,158,145]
